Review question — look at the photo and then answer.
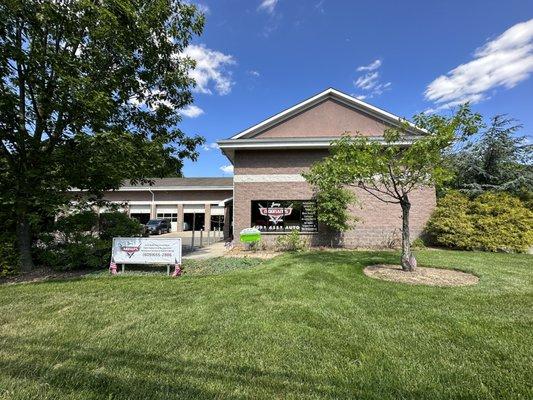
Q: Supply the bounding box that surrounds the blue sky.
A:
[178,0,533,177]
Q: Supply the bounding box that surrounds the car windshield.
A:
[146,220,160,226]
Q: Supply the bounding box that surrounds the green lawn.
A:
[0,250,532,399]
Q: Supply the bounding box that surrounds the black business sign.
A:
[251,200,318,233]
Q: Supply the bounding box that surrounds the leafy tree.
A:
[448,115,532,197]
[0,0,205,271]
[304,105,481,271]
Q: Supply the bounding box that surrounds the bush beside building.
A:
[427,191,533,253]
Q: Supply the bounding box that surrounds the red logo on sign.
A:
[120,245,140,258]
[258,202,292,225]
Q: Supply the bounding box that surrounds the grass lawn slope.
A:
[0,250,532,399]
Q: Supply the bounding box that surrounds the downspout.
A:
[148,188,155,218]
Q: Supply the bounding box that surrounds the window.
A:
[156,213,177,222]
[250,200,318,233]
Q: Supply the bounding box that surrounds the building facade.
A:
[97,178,233,233]
[218,88,436,247]
[91,88,436,248]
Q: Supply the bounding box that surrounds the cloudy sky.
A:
[178,0,533,177]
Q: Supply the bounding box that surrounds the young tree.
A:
[449,115,532,197]
[0,0,205,271]
[304,105,481,271]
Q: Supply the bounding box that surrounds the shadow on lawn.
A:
[0,334,355,399]
[295,250,400,269]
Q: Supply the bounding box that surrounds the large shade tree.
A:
[304,105,482,271]
[0,0,205,271]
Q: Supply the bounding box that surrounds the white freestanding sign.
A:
[111,237,182,275]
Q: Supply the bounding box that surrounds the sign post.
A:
[110,237,182,276]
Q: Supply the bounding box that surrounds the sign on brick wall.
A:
[251,200,318,232]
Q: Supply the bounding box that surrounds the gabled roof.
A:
[228,88,425,140]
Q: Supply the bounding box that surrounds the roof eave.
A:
[218,137,416,153]
[117,186,234,191]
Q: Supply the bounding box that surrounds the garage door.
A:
[184,204,205,213]
[211,206,225,216]
[129,204,151,213]
[156,205,178,232]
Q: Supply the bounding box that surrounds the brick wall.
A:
[233,150,436,249]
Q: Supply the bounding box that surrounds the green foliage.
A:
[37,211,143,270]
[98,212,143,241]
[427,191,533,253]
[0,0,206,269]
[448,115,532,197]
[55,210,99,236]
[0,234,18,277]
[411,237,427,249]
[275,230,309,252]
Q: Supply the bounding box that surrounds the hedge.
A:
[427,191,533,253]
[37,211,143,270]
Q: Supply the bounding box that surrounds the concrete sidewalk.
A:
[183,241,228,260]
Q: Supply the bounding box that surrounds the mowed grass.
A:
[0,250,532,400]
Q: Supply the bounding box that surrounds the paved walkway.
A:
[183,241,228,260]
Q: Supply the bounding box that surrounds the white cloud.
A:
[202,142,220,151]
[425,19,533,110]
[220,164,234,175]
[181,44,236,95]
[179,104,204,118]
[355,71,379,90]
[353,59,391,99]
[357,59,382,72]
[248,70,261,77]
[258,0,278,14]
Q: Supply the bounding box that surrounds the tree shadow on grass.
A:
[0,332,482,399]
[0,334,353,399]
[294,250,400,270]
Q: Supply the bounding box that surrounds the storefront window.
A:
[250,200,318,233]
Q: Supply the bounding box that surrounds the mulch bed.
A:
[363,264,479,287]
[0,268,94,285]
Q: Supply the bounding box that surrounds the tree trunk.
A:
[400,196,416,272]
[16,214,34,273]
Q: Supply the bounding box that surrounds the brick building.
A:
[92,88,435,248]
[96,178,233,233]
[218,88,436,247]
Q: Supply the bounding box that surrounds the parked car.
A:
[145,219,171,235]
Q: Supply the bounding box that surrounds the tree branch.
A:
[388,163,403,198]
[356,183,401,204]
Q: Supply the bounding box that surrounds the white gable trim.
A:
[230,88,425,139]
